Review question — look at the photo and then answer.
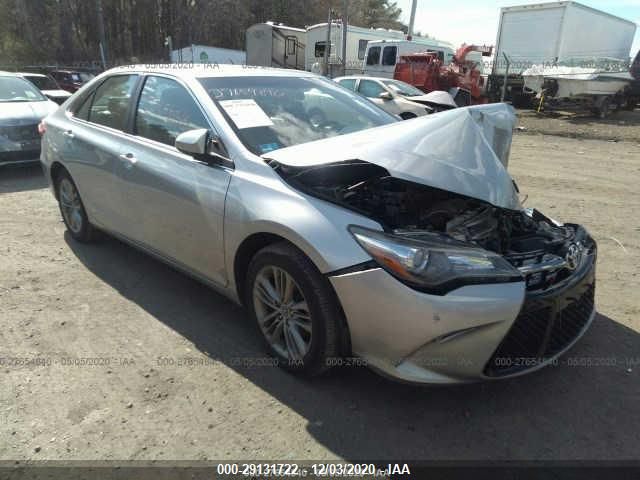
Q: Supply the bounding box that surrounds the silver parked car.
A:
[1,72,58,166]
[334,76,457,118]
[41,66,596,384]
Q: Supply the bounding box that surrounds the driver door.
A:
[357,79,402,115]
[115,75,232,286]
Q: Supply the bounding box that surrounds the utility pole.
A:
[95,0,108,68]
[407,0,417,40]
[323,7,332,76]
[341,0,348,76]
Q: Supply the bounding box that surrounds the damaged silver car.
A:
[41,66,596,384]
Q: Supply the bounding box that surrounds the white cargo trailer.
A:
[171,45,246,65]
[246,23,306,69]
[487,1,637,103]
[305,23,406,76]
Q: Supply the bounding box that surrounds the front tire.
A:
[55,169,98,243]
[245,242,344,377]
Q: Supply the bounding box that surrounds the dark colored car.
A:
[50,70,95,93]
[0,72,58,166]
[19,73,72,104]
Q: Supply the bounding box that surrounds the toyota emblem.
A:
[565,243,582,271]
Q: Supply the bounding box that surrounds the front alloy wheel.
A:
[245,242,348,376]
[253,266,312,361]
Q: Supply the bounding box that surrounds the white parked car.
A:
[334,76,442,119]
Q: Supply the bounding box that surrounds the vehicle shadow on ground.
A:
[0,164,48,194]
[66,233,640,461]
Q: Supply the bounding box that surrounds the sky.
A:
[394,0,640,58]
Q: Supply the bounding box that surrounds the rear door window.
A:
[134,75,209,146]
[88,75,138,130]
[366,46,381,65]
[74,92,95,121]
[382,46,397,66]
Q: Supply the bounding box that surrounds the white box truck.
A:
[487,1,637,104]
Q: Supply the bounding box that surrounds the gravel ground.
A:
[1,115,639,461]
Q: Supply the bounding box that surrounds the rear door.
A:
[115,74,232,285]
[61,74,139,232]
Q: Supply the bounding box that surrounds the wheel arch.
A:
[233,231,352,356]
[49,161,68,200]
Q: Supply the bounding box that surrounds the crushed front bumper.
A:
[329,236,596,384]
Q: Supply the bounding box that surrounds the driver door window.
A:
[358,80,386,98]
[134,76,209,146]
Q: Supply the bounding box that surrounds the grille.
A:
[484,272,595,377]
[0,123,39,142]
[0,150,41,163]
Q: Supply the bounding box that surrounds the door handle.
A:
[62,129,74,138]
[119,153,138,166]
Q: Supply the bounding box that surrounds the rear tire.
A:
[55,169,98,243]
[245,242,345,377]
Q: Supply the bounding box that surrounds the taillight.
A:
[38,121,46,136]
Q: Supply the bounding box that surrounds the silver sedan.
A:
[40,66,596,384]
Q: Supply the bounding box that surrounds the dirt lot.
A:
[1,111,639,461]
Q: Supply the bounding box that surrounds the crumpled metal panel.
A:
[265,103,520,210]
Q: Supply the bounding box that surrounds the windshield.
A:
[0,76,47,102]
[24,75,59,90]
[198,75,396,154]
[381,79,425,97]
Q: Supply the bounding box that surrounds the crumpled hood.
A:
[406,90,458,109]
[0,100,58,125]
[266,103,521,210]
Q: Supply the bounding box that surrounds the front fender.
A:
[223,171,380,297]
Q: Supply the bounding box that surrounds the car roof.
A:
[16,72,47,78]
[334,76,391,82]
[99,64,318,80]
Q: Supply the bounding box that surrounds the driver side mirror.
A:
[379,91,393,101]
[175,129,229,163]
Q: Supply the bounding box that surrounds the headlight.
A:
[349,226,522,294]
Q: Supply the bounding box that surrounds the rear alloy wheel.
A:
[246,242,346,376]
[56,170,97,243]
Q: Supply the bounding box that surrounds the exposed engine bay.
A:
[272,160,595,291]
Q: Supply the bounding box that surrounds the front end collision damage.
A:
[265,103,597,382]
